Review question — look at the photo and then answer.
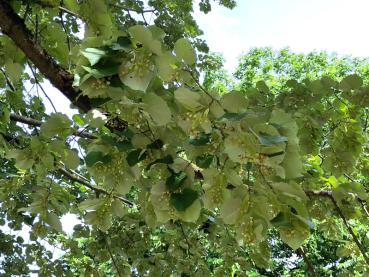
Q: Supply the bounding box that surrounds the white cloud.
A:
[194,0,369,72]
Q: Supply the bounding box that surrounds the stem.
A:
[330,196,369,265]
[0,67,15,91]
[28,62,58,112]
[58,167,134,207]
[179,223,191,255]
[58,6,81,19]
[296,247,316,277]
[106,240,122,277]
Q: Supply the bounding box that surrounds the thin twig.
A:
[358,199,369,217]
[109,4,155,14]
[59,1,71,69]
[185,69,221,105]
[58,6,81,18]
[105,239,122,277]
[0,67,15,91]
[296,247,316,277]
[28,62,58,112]
[58,167,134,207]
[329,195,369,265]
[179,223,191,255]
[141,13,148,25]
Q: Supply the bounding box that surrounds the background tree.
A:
[0,1,369,277]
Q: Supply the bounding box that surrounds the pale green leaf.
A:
[81,48,108,66]
[40,113,72,138]
[143,93,172,126]
[46,213,63,232]
[220,91,248,113]
[63,149,80,170]
[174,38,196,65]
[220,198,241,224]
[179,199,201,222]
[112,199,126,217]
[174,87,203,111]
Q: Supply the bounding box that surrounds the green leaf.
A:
[5,62,23,83]
[220,91,248,113]
[81,48,108,66]
[85,151,112,167]
[280,215,310,250]
[6,149,34,170]
[72,114,85,126]
[40,113,72,138]
[126,149,147,166]
[111,36,132,51]
[257,132,288,146]
[179,199,201,222]
[270,212,292,228]
[166,170,187,191]
[112,199,126,217]
[64,149,80,170]
[174,38,196,65]
[82,64,119,79]
[146,155,174,170]
[339,74,363,90]
[119,63,154,92]
[143,93,172,126]
[174,87,203,111]
[170,188,198,212]
[46,213,63,232]
[78,198,104,211]
[90,97,111,108]
[128,25,152,46]
[147,139,164,149]
[220,198,241,224]
[219,112,249,121]
[155,53,177,81]
[189,132,211,145]
[101,135,133,151]
[195,155,213,168]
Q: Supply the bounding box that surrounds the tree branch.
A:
[58,6,81,19]
[9,113,97,139]
[28,62,57,112]
[308,190,369,265]
[296,247,316,277]
[58,167,134,207]
[0,0,91,112]
[105,237,123,277]
[0,67,15,91]
[329,195,369,265]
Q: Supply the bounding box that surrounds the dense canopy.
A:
[0,1,369,276]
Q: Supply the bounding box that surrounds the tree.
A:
[230,48,369,276]
[0,1,368,276]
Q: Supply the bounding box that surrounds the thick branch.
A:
[9,113,97,139]
[0,0,91,112]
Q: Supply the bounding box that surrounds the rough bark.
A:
[0,0,91,112]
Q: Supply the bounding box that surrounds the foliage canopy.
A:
[0,1,369,276]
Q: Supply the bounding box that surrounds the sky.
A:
[195,0,369,72]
